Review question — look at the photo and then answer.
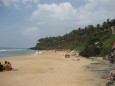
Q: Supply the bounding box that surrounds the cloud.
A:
[0,0,15,6]
[1,0,115,48]
[77,0,115,25]
[22,0,39,5]
[0,0,39,7]
[21,27,39,37]
[31,2,77,22]
[30,2,79,33]
[30,1,115,30]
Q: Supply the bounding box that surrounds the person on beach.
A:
[3,61,18,71]
[107,69,115,80]
[3,61,11,71]
[8,62,13,70]
[0,62,3,72]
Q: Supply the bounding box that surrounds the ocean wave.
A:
[0,49,26,53]
[33,51,44,55]
[0,50,7,52]
[0,49,38,58]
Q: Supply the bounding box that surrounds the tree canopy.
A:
[31,19,115,56]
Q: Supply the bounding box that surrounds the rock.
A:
[106,81,114,86]
[106,48,115,64]
[79,45,100,57]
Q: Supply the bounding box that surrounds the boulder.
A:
[79,45,100,57]
[106,48,115,64]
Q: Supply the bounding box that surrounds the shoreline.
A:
[0,50,44,58]
[0,50,111,86]
[0,49,42,58]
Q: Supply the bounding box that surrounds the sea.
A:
[0,47,40,58]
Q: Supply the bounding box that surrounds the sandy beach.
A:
[0,51,109,86]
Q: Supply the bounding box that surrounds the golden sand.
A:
[0,51,107,86]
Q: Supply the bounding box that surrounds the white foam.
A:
[33,51,44,56]
[0,50,6,52]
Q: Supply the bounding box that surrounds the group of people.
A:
[0,61,13,72]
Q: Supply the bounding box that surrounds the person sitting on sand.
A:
[107,69,115,80]
[3,61,18,71]
[8,62,13,70]
[3,61,11,71]
[0,62,3,72]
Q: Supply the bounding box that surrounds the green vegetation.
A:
[31,19,115,56]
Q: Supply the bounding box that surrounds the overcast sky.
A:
[0,0,115,48]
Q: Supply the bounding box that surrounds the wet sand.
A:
[0,51,109,86]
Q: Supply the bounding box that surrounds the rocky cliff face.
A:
[106,48,115,64]
[112,41,115,49]
[79,45,100,58]
[105,41,115,64]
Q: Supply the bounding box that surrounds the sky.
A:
[0,0,115,48]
